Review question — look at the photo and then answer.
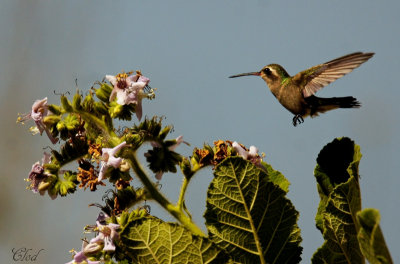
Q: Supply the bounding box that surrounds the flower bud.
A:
[138,208,148,217]
[180,157,193,179]
[72,93,82,111]
[44,163,60,174]
[150,122,162,138]
[126,134,142,150]
[191,155,200,171]
[135,188,148,201]
[38,181,51,192]
[116,212,129,227]
[83,241,103,256]
[47,104,62,115]
[119,159,130,172]
[43,115,61,126]
[60,95,73,112]
[82,93,94,112]
[204,144,214,155]
[63,114,80,131]
[56,120,66,131]
[158,126,172,140]
[109,103,124,118]
[93,102,108,115]
[95,83,113,102]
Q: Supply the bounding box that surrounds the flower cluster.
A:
[17,71,156,198]
[190,140,264,171]
[67,213,120,264]
[18,71,271,263]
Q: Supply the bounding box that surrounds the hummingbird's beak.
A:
[229,72,261,78]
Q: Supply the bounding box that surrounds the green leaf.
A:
[205,157,302,264]
[312,177,363,264]
[261,161,290,193]
[120,217,230,264]
[54,172,77,196]
[357,208,393,264]
[312,137,364,264]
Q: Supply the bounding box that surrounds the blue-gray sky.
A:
[1,1,399,263]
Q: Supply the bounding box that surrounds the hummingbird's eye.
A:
[263,68,272,76]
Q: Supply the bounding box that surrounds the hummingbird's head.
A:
[259,64,290,87]
[229,64,289,88]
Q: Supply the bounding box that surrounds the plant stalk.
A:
[125,151,205,237]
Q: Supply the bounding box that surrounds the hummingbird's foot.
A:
[292,115,304,126]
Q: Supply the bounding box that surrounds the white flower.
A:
[106,72,150,120]
[28,152,51,194]
[90,221,120,252]
[18,98,58,144]
[232,141,262,167]
[169,135,184,151]
[98,141,127,181]
[66,241,100,264]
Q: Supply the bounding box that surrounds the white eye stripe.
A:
[263,67,277,76]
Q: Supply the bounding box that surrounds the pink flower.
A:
[66,213,117,263]
[66,241,100,264]
[28,152,51,194]
[105,72,150,120]
[18,98,58,144]
[90,221,120,252]
[98,142,127,181]
[169,135,184,151]
[232,141,263,167]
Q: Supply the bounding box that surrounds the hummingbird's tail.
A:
[305,96,361,116]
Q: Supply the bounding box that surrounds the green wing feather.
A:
[293,52,374,97]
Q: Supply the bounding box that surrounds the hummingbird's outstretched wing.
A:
[293,52,374,97]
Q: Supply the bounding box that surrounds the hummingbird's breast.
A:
[271,83,308,116]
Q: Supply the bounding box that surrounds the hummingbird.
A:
[229,52,374,126]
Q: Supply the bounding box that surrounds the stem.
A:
[177,176,189,211]
[124,151,205,237]
[79,111,116,139]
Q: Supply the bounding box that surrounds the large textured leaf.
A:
[262,161,290,193]
[357,208,393,264]
[205,157,302,264]
[120,217,230,264]
[312,137,364,264]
